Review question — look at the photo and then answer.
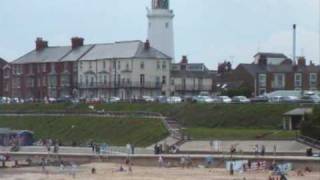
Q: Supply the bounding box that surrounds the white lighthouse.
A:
[147,0,175,60]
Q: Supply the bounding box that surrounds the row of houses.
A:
[0,38,319,100]
[0,38,214,100]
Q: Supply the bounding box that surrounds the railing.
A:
[296,135,320,150]
[78,81,164,89]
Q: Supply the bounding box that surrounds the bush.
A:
[301,107,320,140]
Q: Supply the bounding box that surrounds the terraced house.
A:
[5,37,172,100]
[170,56,215,96]
[231,53,320,96]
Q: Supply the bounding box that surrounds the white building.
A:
[78,40,172,99]
[147,0,175,60]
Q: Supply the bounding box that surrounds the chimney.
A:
[35,37,48,51]
[258,57,267,66]
[144,40,150,50]
[181,56,188,64]
[71,37,84,49]
[297,57,306,66]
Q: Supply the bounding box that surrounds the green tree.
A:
[301,106,320,140]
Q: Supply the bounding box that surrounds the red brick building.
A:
[6,37,82,100]
[231,53,320,96]
[0,58,8,97]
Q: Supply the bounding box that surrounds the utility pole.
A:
[318,0,320,64]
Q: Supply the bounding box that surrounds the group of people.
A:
[253,144,266,156]
[154,143,179,154]
[39,138,60,153]
[157,155,193,168]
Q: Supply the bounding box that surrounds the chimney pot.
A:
[71,37,84,49]
[35,37,48,51]
[144,40,150,49]
[297,57,306,66]
[181,56,188,64]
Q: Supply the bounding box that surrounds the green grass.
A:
[184,128,298,140]
[0,103,309,129]
[0,116,169,147]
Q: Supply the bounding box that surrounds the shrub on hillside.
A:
[301,107,320,140]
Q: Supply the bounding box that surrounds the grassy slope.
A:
[0,116,168,147]
[185,128,298,140]
[0,103,316,140]
[0,103,300,128]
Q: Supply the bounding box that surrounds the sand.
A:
[0,163,319,180]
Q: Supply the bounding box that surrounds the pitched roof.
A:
[12,40,171,64]
[254,52,287,59]
[61,45,94,62]
[238,64,266,76]
[80,41,171,61]
[283,108,313,116]
[238,63,319,76]
[13,46,72,64]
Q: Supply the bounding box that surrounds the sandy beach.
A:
[0,163,319,180]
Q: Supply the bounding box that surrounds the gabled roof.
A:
[238,63,319,77]
[283,108,313,116]
[12,40,171,64]
[0,57,7,66]
[254,52,287,59]
[80,40,171,61]
[13,46,72,64]
[238,64,266,76]
[61,45,94,62]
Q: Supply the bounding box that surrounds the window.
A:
[294,73,302,87]
[117,74,121,85]
[140,74,145,85]
[165,22,169,28]
[156,76,160,86]
[42,64,46,72]
[171,79,175,86]
[126,63,129,70]
[113,61,116,69]
[85,75,89,85]
[157,61,161,70]
[258,74,267,87]
[64,62,69,72]
[162,76,166,85]
[162,61,167,70]
[80,75,83,83]
[118,61,121,70]
[103,75,107,84]
[272,73,285,89]
[90,77,94,86]
[309,73,317,88]
[103,61,106,69]
[140,61,144,69]
[89,61,92,69]
[80,61,83,70]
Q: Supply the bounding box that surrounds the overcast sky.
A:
[0,0,319,68]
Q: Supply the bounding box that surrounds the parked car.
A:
[232,96,250,103]
[282,96,300,103]
[108,96,121,103]
[193,96,216,103]
[268,96,284,103]
[299,95,320,104]
[218,96,232,103]
[142,96,155,102]
[167,96,182,104]
[250,96,269,103]
[155,96,167,103]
